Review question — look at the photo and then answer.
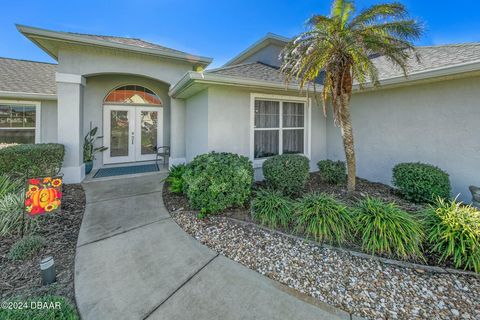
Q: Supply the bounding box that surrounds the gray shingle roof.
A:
[0,57,57,95]
[209,43,480,85]
[68,32,193,56]
[207,62,300,85]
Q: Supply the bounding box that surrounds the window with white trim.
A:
[253,98,306,159]
[0,102,40,144]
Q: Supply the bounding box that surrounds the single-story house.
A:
[1,25,479,201]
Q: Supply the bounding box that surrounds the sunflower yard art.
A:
[25,176,63,216]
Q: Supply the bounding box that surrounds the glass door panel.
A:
[110,110,129,157]
[135,107,163,161]
[103,106,135,164]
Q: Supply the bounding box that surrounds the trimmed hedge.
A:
[263,154,310,195]
[0,144,65,177]
[392,162,451,203]
[183,152,254,214]
[317,160,346,184]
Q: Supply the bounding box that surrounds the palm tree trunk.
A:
[338,93,356,193]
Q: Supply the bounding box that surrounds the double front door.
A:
[103,105,163,164]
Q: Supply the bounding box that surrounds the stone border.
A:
[223,216,480,278]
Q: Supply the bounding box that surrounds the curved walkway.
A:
[75,173,352,320]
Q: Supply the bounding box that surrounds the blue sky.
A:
[1,0,479,68]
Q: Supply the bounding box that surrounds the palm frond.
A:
[349,2,407,27]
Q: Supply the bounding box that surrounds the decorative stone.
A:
[469,185,480,208]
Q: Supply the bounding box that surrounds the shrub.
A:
[0,174,22,198]
[0,143,65,177]
[8,235,45,260]
[0,295,79,320]
[183,152,253,214]
[317,160,346,184]
[354,197,424,259]
[263,154,310,195]
[165,164,187,194]
[392,162,451,204]
[251,189,293,229]
[0,193,38,236]
[423,198,480,272]
[294,193,353,244]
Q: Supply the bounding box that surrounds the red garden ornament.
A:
[24,176,63,216]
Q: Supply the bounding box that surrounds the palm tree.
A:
[280,0,423,193]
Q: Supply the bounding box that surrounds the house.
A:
[1,25,479,201]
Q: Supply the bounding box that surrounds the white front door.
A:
[103,105,163,164]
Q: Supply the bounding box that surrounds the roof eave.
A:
[169,71,311,98]
[223,33,290,67]
[16,24,213,66]
[0,91,57,100]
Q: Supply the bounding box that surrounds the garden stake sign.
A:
[22,175,63,237]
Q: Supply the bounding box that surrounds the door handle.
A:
[131,132,134,144]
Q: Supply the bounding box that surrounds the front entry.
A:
[103,105,163,164]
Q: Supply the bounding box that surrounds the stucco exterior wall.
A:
[185,90,208,162]
[40,100,58,142]
[183,86,328,178]
[326,76,480,202]
[83,74,170,168]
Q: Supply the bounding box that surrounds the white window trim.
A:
[250,93,311,168]
[0,99,41,143]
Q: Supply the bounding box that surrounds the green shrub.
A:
[423,198,480,272]
[0,174,22,198]
[392,162,451,204]
[294,193,353,244]
[183,152,253,214]
[251,189,293,229]
[0,143,65,177]
[263,154,310,195]
[317,160,346,184]
[355,197,424,259]
[0,295,79,320]
[0,193,38,236]
[8,235,45,260]
[165,164,187,194]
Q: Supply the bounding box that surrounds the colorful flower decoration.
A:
[25,176,63,216]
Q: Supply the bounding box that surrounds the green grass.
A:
[251,189,293,229]
[8,235,45,261]
[423,198,480,272]
[0,296,79,320]
[294,193,354,244]
[355,197,424,260]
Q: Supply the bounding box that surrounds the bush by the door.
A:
[317,159,346,184]
[0,144,65,177]
[183,152,253,214]
[263,154,310,196]
[392,162,451,203]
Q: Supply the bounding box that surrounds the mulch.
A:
[0,184,86,304]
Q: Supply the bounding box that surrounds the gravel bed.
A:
[172,211,480,320]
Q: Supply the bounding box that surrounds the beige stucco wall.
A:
[326,76,480,202]
[83,74,171,168]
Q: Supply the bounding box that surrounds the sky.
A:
[1,0,479,68]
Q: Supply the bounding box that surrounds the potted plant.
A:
[83,125,108,174]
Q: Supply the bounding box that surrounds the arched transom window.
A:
[104,85,162,105]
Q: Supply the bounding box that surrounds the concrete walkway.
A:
[75,173,351,320]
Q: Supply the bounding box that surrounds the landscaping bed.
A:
[168,207,480,320]
[0,184,85,304]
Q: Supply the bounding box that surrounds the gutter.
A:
[169,71,312,98]
[0,91,57,101]
[16,24,213,66]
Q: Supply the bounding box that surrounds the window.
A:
[0,101,40,144]
[252,94,308,162]
[104,85,162,105]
